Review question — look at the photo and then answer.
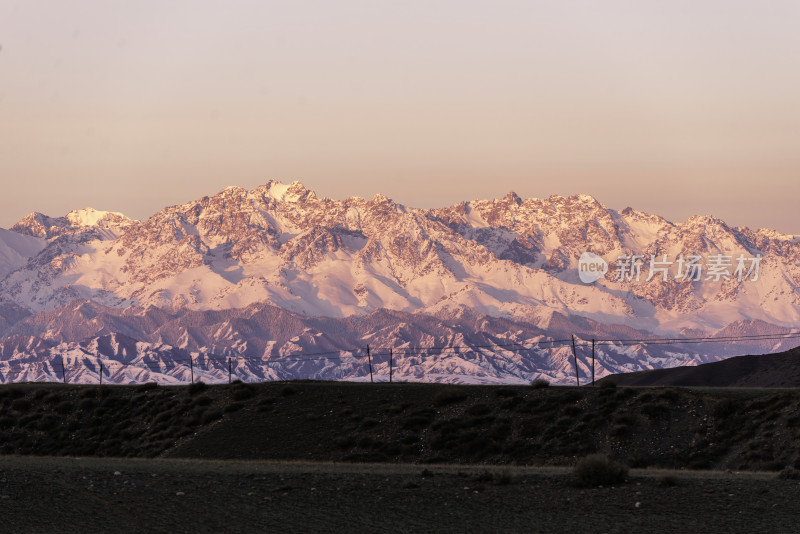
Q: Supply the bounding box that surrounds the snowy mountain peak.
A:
[66,207,132,228]
[10,212,67,238]
[369,192,394,204]
[261,180,316,203]
[11,208,134,239]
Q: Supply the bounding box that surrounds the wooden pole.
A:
[60,356,66,384]
[389,348,393,383]
[571,335,580,387]
[228,358,232,384]
[190,355,194,384]
[99,362,103,385]
[366,345,374,383]
[591,339,596,386]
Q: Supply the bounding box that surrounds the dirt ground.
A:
[1,456,799,533]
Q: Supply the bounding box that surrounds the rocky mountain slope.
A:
[0,181,798,383]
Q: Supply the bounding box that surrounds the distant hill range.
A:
[605,346,800,387]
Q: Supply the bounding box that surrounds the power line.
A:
[1,329,799,382]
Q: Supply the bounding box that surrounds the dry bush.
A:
[187,381,208,395]
[573,454,628,487]
[433,389,468,406]
[598,379,617,389]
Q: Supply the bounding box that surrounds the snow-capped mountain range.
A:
[1,181,798,384]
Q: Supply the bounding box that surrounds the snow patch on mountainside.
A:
[0,229,46,278]
[1,180,799,348]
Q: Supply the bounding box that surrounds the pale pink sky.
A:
[1,1,799,232]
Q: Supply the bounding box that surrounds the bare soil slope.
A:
[605,346,800,387]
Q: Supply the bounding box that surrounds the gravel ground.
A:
[1,457,799,533]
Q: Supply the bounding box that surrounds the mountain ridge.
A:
[1,181,799,383]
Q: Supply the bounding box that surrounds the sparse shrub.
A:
[224,402,244,413]
[611,424,629,436]
[231,385,254,401]
[599,379,617,389]
[0,416,17,428]
[488,421,511,441]
[531,378,550,389]
[334,436,356,449]
[658,475,678,487]
[356,436,381,449]
[102,396,123,409]
[184,416,201,428]
[385,403,407,414]
[466,404,492,416]
[38,415,60,431]
[471,469,494,483]
[495,469,513,485]
[400,434,418,445]
[616,387,637,400]
[19,414,38,428]
[137,382,158,391]
[778,467,800,480]
[469,469,512,484]
[10,398,31,412]
[79,398,97,410]
[153,411,174,424]
[196,395,213,406]
[187,381,208,395]
[44,392,63,404]
[7,387,25,399]
[402,416,432,431]
[641,402,670,419]
[201,410,222,424]
[279,386,296,397]
[433,389,467,406]
[657,389,679,402]
[360,417,379,429]
[713,399,737,419]
[628,455,655,469]
[573,454,628,487]
[500,396,523,410]
[495,387,517,398]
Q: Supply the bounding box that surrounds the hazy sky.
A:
[1,1,799,232]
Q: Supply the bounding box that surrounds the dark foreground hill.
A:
[605,346,800,387]
[1,380,800,472]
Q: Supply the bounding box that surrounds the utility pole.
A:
[389,348,393,383]
[571,335,580,386]
[366,345,374,383]
[591,339,596,386]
